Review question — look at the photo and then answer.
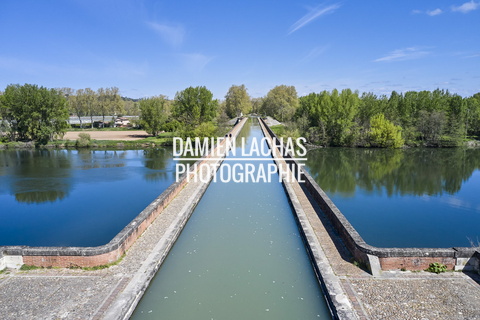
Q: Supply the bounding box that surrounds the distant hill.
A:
[121,96,140,102]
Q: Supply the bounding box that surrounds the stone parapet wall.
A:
[0,118,247,268]
[258,118,479,273]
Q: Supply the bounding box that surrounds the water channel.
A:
[131,119,332,319]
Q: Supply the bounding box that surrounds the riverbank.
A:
[0,130,173,150]
[1,118,480,319]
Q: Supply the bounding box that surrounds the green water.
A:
[303,147,480,248]
[131,119,332,319]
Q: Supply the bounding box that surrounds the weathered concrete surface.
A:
[259,118,480,320]
[1,117,479,320]
[0,164,220,320]
[0,119,247,320]
[259,118,358,319]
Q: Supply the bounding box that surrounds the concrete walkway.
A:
[297,181,480,319]
[0,120,246,320]
[1,117,479,319]
[259,119,480,320]
[0,159,221,319]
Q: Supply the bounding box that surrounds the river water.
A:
[302,147,480,248]
[131,119,332,319]
[0,148,193,247]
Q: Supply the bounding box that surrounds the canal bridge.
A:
[0,117,479,320]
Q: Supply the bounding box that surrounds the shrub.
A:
[193,122,216,139]
[369,113,404,148]
[76,133,91,148]
[425,262,447,274]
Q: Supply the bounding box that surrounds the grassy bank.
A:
[0,134,175,150]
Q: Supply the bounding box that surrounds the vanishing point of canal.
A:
[131,119,332,319]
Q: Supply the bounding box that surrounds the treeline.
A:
[0,84,134,142]
[2,82,480,148]
[261,87,480,147]
[62,87,126,128]
[0,84,70,144]
[139,86,219,138]
[0,83,224,144]
[305,147,480,196]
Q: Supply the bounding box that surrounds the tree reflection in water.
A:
[0,148,184,246]
[143,148,171,181]
[303,147,480,247]
[304,148,480,197]
[0,150,72,204]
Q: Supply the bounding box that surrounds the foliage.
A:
[58,87,126,129]
[3,82,478,148]
[2,84,69,144]
[79,88,97,128]
[305,126,328,146]
[270,124,285,136]
[296,89,359,146]
[288,87,480,147]
[425,262,447,274]
[369,113,404,148]
[123,98,140,116]
[416,110,446,146]
[20,264,42,271]
[75,133,91,148]
[0,94,10,141]
[162,119,181,132]
[271,123,300,140]
[97,87,124,123]
[172,86,218,126]
[77,254,125,271]
[251,97,264,114]
[225,84,252,118]
[193,121,217,139]
[304,147,480,198]
[139,96,169,136]
[261,85,299,122]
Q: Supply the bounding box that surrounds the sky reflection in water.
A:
[0,149,194,247]
[303,148,480,247]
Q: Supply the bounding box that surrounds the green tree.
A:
[97,87,124,126]
[172,86,218,126]
[446,94,466,144]
[68,89,87,128]
[108,87,125,117]
[57,87,74,119]
[0,93,12,140]
[193,121,217,138]
[331,89,360,146]
[416,110,446,146]
[262,85,299,122]
[139,96,169,136]
[225,84,252,118]
[466,94,480,138]
[385,90,402,123]
[83,88,97,128]
[2,84,69,144]
[123,97,140,116]
[369,113,404,148]
[358,92,383,128]
[251,97,264,114]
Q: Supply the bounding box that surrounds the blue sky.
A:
[0,0,479,99]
